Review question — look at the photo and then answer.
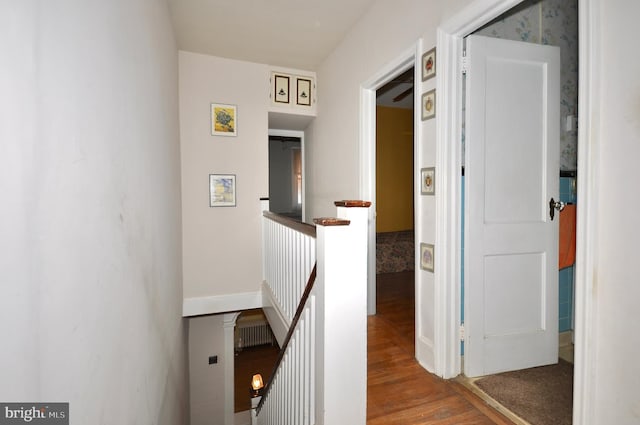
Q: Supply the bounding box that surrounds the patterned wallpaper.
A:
[473,0,579,171]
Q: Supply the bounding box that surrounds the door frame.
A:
[436,0,600,423]
[359,43,419,316]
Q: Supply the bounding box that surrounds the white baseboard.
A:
[559,331,575,364]
[183,291,262,317]
[559,330,574,347]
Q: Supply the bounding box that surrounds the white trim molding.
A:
[183,291,262,317]
[434,25,463,379]
[224,312,241,425]
[573,0,599,423]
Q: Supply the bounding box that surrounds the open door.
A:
[464,35,560,377]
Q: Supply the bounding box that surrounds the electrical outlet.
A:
[208,355,218,365]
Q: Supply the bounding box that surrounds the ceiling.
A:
[167,0,378,70]
[376,67,414,110]
[167,0,412,117]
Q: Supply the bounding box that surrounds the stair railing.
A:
[256,201,371,425]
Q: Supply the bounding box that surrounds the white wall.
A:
[592,0,640,422]
[0,1,188,423]
[179,52,269,302]
[189,315,226,424]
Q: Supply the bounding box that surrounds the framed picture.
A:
[274,74,290,104]
[211,103,237,136]
[421,89,436,121]
[420,243,435,272]
[296,78,312,106]
[421,47,436,81]
[209,174,236,207]
[420,167,435,195]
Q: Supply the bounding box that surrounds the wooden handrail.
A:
[334,200,372,208]
[256,263,317,413]
[263,210,316,238]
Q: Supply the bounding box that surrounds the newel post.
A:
[313,200,371,425]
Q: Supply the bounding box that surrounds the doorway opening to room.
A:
[359,48,432,367]
[458,1,579,423]
[373,67,416,355]
[268,134,303,221]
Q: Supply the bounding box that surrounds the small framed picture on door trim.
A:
[421,89,436,121]
[422,47,436,81]
[420,243,435,272]
[420,167,435,195]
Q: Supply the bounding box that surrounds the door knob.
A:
[549,197,565,221]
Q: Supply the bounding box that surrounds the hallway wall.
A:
[189,315,226,424]
[179,52,269,301]
[592,0,640,422]
[0,1,188,423]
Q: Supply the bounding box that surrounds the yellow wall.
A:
[376,105,414,233]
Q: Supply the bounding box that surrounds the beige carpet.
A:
[474,360,573,425]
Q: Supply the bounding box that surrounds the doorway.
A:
[375,67,415,277]
[459,0,578,422]
[438,0,596,422]
[374,67,416,345]
[359,45,436,367]
[462,0,578,358]
[268,135,302,220]
[464,0,578,365]
[268,129,305,221]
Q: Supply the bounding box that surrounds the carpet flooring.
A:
[474,360,573,425]
[376,231,414,274]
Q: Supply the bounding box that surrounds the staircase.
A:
[255,200,371,425]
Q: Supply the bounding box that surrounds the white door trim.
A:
[359,44,417,316]
[573,0,600,423]
[436,0,599,423]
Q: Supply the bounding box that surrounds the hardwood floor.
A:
[235,271,514,423]
[368,271,514,424]
[234,344,279,412]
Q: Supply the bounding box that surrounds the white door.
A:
[464,35,560,377]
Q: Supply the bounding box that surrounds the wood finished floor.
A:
[235,344,279,412]
[235,271,514,423]
[369,271,514,424]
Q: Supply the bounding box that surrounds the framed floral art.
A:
[211,103,237,136]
